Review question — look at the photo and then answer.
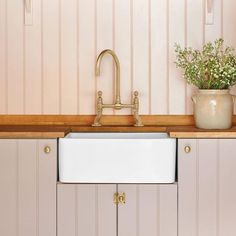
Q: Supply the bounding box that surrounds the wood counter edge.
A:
[1,126,236,138]
[0,113,236,138]
[0,132,67,139]
[168,132,236,138]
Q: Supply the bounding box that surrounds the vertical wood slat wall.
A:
[0,0,235,115]
[0,139,57,236]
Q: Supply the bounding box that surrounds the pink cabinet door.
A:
[57,184,117,236]
[118,184,177,236]
[179,139,236,236]
[57,184,177,236]
[0,139,57,236]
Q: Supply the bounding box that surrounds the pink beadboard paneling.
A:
[0,0,236,114]
[223,0,236,112]
[186,0,204,114]
[0,140,18,236]
[38,140,57,236]
[25,0,42,114]
[114,0,132,114]
[57,185,77,236]
[78,0,96,114]
[169,0,186,114]
[179,139,236,236]
[57,184,116,236]
[18,140,37,236]
[7,0,24,114]
[60,0,78,114]
[159,185,178,236]
[219,139,236,235]
[0,0,7,114]
[150,0,168,114]
[132,0,149,114]
[42,0,60,114]
[198,140,218,236]
[96,0,114,115]
[118,184,177,236]
[58,184,177,236]
[178,139,198,236]
[118,185,137,236]
[0,139,57,236]
[205,0,222,42]
[97,185,117,236]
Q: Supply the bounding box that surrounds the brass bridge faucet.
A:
[92,49,143,127]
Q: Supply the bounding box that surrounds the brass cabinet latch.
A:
[113,192,126,205]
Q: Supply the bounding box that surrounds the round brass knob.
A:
[184,145,191,153]
[44,146,51,154]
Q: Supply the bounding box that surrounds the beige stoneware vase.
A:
[192,89,235,129]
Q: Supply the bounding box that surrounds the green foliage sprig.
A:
[175,38,236,89]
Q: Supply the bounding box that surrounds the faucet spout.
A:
[95,49,121,104]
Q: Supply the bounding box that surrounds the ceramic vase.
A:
[192,89,235,129]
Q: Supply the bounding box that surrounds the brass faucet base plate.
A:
[92,123,102,127]
[134,124,144,127]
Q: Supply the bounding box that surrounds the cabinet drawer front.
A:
[178,139,236,236]
[57,184,116,236]
[0,139,57,236]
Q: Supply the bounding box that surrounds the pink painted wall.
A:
[0,0,236,115]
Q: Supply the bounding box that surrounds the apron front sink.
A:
[59,132,176,183]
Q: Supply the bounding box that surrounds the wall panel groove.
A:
[41,0,44,114]
[58,0,62,114]
[25,0,42,114]
[7,0,24,114]
[166,0,170,114]
[0,0,7,114]
[130,0,134,103]
[76,0,80,114]
[60,0,77,114]
[0,0,236,114]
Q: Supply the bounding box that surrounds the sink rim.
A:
[63,132,173,139]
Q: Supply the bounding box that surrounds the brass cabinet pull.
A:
[114,192,126,204]
[184,145,191,154]
[44,146,51,154]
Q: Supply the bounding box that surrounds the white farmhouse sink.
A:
[59,133,176,183]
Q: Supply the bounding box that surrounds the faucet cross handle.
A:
[134,91,139,98]
[92,91,103,127]
[132,91,143,127]
[98,91,103,99]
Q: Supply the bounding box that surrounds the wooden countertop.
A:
[0,125,70,138]
[168,126,236,138]
[0,115,236,138]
